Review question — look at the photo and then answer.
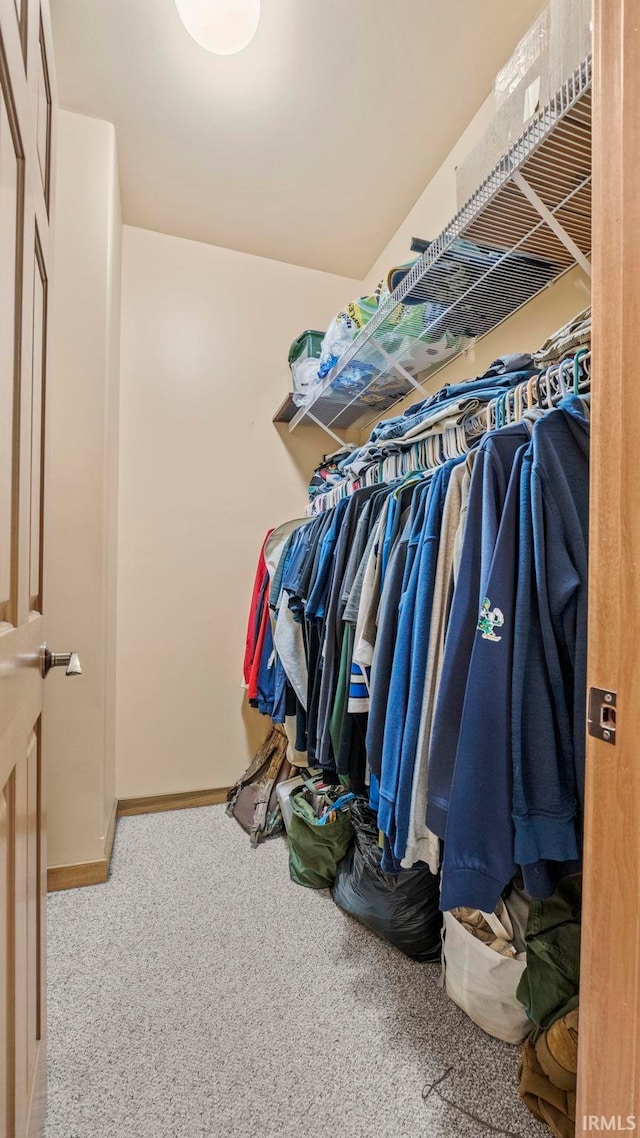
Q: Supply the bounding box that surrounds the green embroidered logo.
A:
[477,597,504,642]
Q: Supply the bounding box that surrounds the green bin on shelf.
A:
[288,330,324,369]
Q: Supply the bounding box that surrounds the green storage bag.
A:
[288,786,354,890]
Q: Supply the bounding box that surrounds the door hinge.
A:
[587,687,617,745]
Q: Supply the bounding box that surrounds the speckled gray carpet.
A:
[46,806,546,1138]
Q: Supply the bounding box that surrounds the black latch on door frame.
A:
[587,687,617,745]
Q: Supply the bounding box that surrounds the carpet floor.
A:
[46,806,546,1138]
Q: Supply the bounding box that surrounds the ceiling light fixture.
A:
[175,0,260,56]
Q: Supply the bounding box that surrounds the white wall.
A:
[45,110,122,867]
[363,94,497,292]
[116,227,360,797]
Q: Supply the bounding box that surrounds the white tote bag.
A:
[442,905,532,1044]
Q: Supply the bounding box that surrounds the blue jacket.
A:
[316,487,379,767]
[256,618,275,717]
[366,480,432,780]
[375,484,435,845]
[512,397,589,894]
[426,422,533,839]
[305,498,349,621]
[378,463,453,865]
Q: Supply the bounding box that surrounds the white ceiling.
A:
[51,0,547,278]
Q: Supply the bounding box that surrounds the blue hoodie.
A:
[426,422,533,840]
[439,442,529,911]
[511,397,589,894]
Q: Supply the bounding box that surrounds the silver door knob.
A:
[41,645,82,677]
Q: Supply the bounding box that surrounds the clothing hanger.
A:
[544,362,559,401]
[547,365,559,403]
[513,386,521,422]
[494,395,502,429]
[542,370,554,410]
[510,382,521,423]
[556,359,571,398]
[578,352,591,391]
[309,342,594,516]
[573,347,590,394]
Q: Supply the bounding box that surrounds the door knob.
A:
[41,645,82,678]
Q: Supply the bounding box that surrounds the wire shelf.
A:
[287,57,592,434]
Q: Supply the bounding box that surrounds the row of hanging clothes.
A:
[243,315,591,916]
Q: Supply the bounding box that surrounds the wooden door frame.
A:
[577,0,640,1130]
[0,0,56,1133]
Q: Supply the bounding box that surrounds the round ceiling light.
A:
[174,0,260,56]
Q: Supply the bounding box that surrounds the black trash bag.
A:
[331,799,442,962]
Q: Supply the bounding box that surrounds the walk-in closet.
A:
[1,2,638,1136]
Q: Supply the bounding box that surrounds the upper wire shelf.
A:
[285,57,592,435]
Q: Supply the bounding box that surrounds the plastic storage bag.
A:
[331,799,442,962]
[291,356,322,402]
